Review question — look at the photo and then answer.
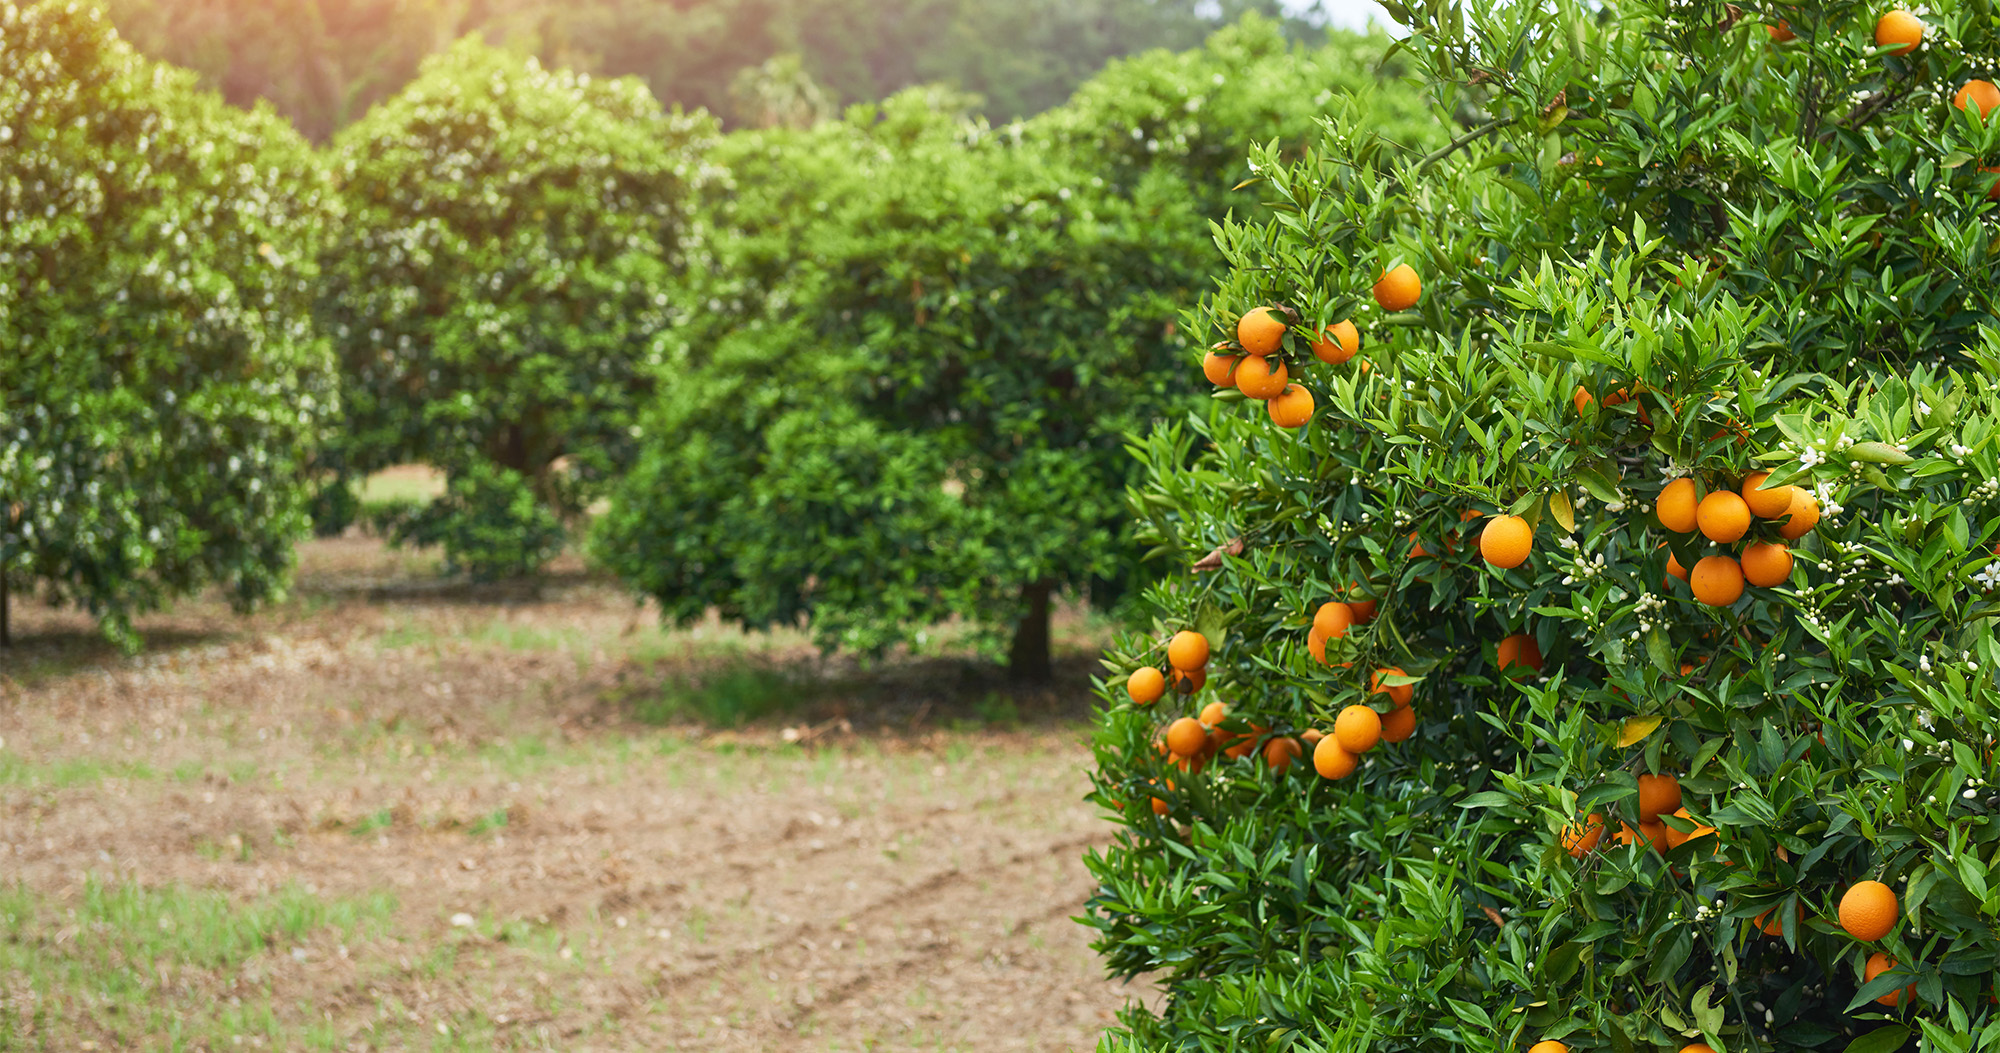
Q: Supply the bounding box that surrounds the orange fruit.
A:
[1167,630,1210,671]
[1150,780,1171,816]
[1370,667,1414,708]
[1572,386,1594,415]
[1681,1046,1718,1053]
[1311,320,1360,364]
[1563,813,1606,857]
[1691,555,1746,607]
[1839,880,1899,941]
[1202,351,1241,387]
[1657,478,1699,533]
[1665,548,1689,584]
[1866,952,1916,1007]
[1347,585,1379,623]
[1407,532,1430,559]
[1234,355,1289,399]
[1299,728,1325,748]
[1662,806,1715,849]
[1165,717,1207,757]
[1741,541,1794,587]
[1372,264,1422,311]
[1779,488,1821,540]
[1983,165,2000,201]
[1223,725,1263,760]
[1312,735,1358,779]
[1958,79,2000,118]
[1198,700,1228,726]
[1126,668,1166,705]
[1171,666,1205,695]
[1768,20,1794,41]
[1742,471,1794,518]
[1267,384,1315,429]
[1380,705,1415,743]
[1263,736,1302,774]
[1496,633,1543,673]
[1697,490,1752,543]
[1236,307,1287,356]
[1313,601,1354,640]
[1637,773,1682,821]
[1616,820,1668,852]
[1334,705,1382,753]
[1529,1043,1569,1053]
[1875,10,1922,54]
[1755,902,1801,936]
[1479,514,1533,569]
[1306,626,1331,665]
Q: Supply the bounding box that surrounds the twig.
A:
[1416,116,1515,174]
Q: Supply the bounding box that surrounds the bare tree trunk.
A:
[1006,579,1053,682]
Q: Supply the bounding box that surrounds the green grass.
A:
[0,751,156,788]
[355,466,446,505]
[627,660,805,728]
[0,876,396,1047]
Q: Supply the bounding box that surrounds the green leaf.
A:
[1841,1025,1909,1053]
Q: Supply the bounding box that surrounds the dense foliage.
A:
[1088,0,2000,1050]
[315,41,712,576]
[99,0,1329,139]
[594,20,1440,678]
[0,0,337,647]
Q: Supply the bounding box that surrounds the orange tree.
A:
[1088,1,2000,1050]
[593,19,1437,679]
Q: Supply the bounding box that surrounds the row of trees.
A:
[0,1,1440,669]
[98,0,1333,139]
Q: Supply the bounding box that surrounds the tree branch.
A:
[1416,116,1515,174]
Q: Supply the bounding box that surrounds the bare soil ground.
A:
[0,538,1152,1051]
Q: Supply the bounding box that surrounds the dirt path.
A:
[0,539,1151,1051]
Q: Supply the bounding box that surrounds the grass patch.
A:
[627,660,805,728]
[0,752,156,788]
[0,877,396,1046]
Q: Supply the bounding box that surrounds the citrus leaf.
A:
[1849,441,1912,465]
[1841,1026,1910,1053]
[1618,716,1663,747]
[1548,490,1576,533]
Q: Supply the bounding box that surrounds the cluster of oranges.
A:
[1201,264,1424,430]
[1124,628,1211,707]
[1658,471,1818,605]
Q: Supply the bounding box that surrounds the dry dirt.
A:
[0,538,1154,1051]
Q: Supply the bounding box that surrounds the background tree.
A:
[593,19,1437,679]
[1088,0,2000,1049]
[97,0,1336,139]
[0,0,339,649]
[314,40,714,577]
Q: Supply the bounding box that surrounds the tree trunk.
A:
[1006,580,1053,682]
[1,567,10,648]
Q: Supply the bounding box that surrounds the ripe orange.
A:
[1380,705,1415,743]
[1263,736,1302,774]
[1372,264,1422,311]
[1233,354,1289,399]
[1529,1043,1569,1053]
[1165,717,1207,757]
[1563,813,1606,857]
[1479,515,1533,569]
[1875,10,1922,54]
[1681,1046,1718,1053]
[1202,350,1241,387]
[1312,735,1358,779]
[1741,470,1794,518]
[1691,555,1746,607]
[1407,532,1430,559]
[1768,19,1794,41]
[1496,633,1543,673]
[1150,780,1171,815]
[1311,320,1360,364]
[1299,728,1325,748]
[1347,584,1379,623]
[1779,488,1821,540]
[1958,79,2000,118]
[1171,666,1205,695]
[1334,705,1382,753]
[1697,490,1752,543]
[1571,386,1593,415]
[1236,306,1287,355]
[1984,165,2000,201]
[1370,667,1414,708]
[1665,549,1689,584]
[1617,820,1668,852]
[1313,601,1354,640]
[1662,806,1715,849]
[1198,700,1228,726]
[1224,725,1263,760]
[1839,880,1899,941]
[1658,478,1699,533]
[1267,384,1315,428]
[1755,902,1801,937]
[1126,667,1166,705]
[1168,630,1210,671]
[1637,773,1682,821]
[1866,952,1916,1007]
[1741,541,1794,587]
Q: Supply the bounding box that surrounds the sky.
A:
[1293,0,1398,33]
